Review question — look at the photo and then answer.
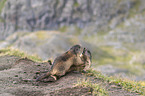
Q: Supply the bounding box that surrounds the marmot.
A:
[36,45,82,82]
[81,48,92,71]
[46,48,92,73]
[68,48,92,72]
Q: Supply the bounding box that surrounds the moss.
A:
[68,37,79,45]
[73,1,79,7]
[35,31,50,40]
[142,9,145,14]
[58,26,68,32]
[128,0,141,18]
[86,69,145,95]
[83,30,110,45]
[83,35,105,46]
[97,31,108,36]
[90,46,145,76]
[59,25,82,35]
[0,48,43,62]
[76,79,108,96]
[74,26,82,35]
[0,0,7,14]
[91,46,115,65]
[116,22,125,29]
[0,18,4,22]
[117,0,123,4]
[0,0,7,22]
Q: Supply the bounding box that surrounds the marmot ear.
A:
[82,48,86,54]
[87,50,92,61]
[74,47,80,55]
[48,60,52,65]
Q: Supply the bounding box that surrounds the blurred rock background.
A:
[0,0,145,81]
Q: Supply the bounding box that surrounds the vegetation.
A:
[0,47,144,95]
[76,79,108,96]
[86,69,145,95]
[82,35,145,77]
[35,31,51,40]
[58,26,68,32]
[73,1,79,7]
[128,0,141,18]
[0,0,6,14]
[58,25,82,35]
[0,0,7,22]
[0,48,43,62]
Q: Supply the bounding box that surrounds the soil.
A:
[0,55,140,96]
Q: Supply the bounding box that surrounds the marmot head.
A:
[82,48,92,62]
[70,45,81,55]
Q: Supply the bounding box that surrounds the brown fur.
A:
[36,45,81,82]
[38,48,92,77]
[81,48,92,71]
[68,48,92,72]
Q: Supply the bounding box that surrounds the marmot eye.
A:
[76,48,79,51]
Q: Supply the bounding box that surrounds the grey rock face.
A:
[0,0,140,40]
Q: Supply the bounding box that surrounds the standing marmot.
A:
[68,48,92,72]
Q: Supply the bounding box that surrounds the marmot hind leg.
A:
[36,72,51,81]
[42,75,57,82]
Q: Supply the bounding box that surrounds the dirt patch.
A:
[0,56,86,95]
[10,89,45,96]
[0,55,140,96]
[50,86,93,96]
[0,55,19,70]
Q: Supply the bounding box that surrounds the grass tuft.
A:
[0,48,43,62]
[0,0,7,14]
[0,0,7,22]
[75,79,108,96]
[35,31,49,40]
[86,69,145,95]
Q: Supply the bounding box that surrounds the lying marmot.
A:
[36,45,82,82]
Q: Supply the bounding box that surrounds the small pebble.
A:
[15,75,18,77]
[13,81,17,84]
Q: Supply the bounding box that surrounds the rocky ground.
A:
[0,55,140,96]
[1,0,145,81]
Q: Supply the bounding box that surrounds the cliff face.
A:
[1,0,144,40]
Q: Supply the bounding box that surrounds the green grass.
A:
[128,0,141,18]
[86,69,145,95]
[75,79,108,96]
[0,0,6,14]
[0,0,7,22]
[0,48,43,62]
[90,46,145,76]
[0,47,144,95]
[73,1,79,7]
[58,25,82,35]
[58,26,68,32]
[35,31,50,40]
